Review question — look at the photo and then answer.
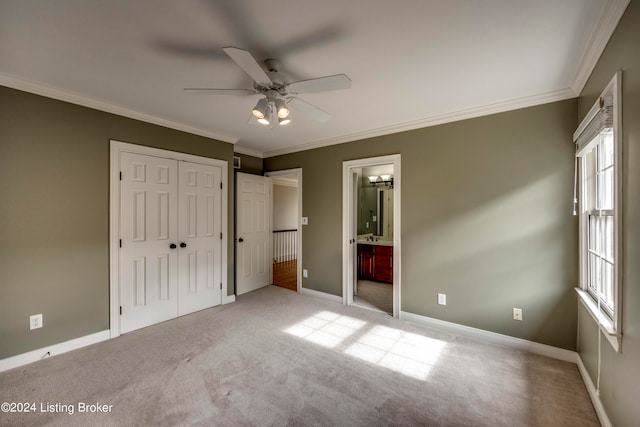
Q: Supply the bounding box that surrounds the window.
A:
[584,131,615,315]
[574,72,621,351]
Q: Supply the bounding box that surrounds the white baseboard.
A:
[222,294,236,305]
[400,311,577,363]
[0,330,111,373]
[576,355,612,427]
[301,287,343,303]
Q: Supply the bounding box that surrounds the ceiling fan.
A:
[184,47,351,126]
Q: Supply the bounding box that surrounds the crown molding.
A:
[570,0,630,95]
[0,73,238,144]
[0,71,578,160]
[233,145,264,158]
[263,87,576,158]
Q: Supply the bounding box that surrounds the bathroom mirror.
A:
[357,165,393,240]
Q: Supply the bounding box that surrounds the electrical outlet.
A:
[303,269,308,278]
[437,293,447,306]
[30,314,43,330]
[513,308,523,321]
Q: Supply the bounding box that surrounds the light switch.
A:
[301,217,308,225]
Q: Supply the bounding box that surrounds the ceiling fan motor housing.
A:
[254,59,286,94]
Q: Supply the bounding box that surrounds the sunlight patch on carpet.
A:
[284,311,366,348]
[344,325,446,380]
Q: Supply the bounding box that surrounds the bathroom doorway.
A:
[354,166,394,314]
[342,155,401,317]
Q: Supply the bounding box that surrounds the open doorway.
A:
[343,155,401,317]
[266,169,302,293]
[353,165,394,314]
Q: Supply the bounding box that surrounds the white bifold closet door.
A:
[119,152,222,333]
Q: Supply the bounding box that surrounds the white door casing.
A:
[110,141,229,338]
[120,152,179,333]
[342,155,401,318]
[351,171,359,298]
[236,172,272,296]
[177,161,223,315]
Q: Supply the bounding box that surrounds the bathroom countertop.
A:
[357,239,393,246]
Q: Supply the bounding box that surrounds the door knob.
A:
[180,242,187,248]
[238,238,244,243]
[169,243,177,249]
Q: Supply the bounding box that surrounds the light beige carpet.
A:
[0,286,598,426]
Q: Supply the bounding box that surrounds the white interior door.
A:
[236,172,272,295]
[177,161,223,315]
[120,152,179,333]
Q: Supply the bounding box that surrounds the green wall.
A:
[0,87,235,359]
[576,1,640,425]
[265,98,579,350]
[233,152,263,175]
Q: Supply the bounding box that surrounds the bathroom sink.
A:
[357,239,393,246]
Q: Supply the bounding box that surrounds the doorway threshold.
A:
[351,298,392,316]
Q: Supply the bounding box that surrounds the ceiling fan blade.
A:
[184,88,258,97]
[288,97,331,122]
[222,47,272,87]
[287,74,351,94]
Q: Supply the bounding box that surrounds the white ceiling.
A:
[0,0,628,157]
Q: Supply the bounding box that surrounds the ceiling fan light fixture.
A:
[278,116,291,126]
[275,98,289,118]
[252,98,269,119]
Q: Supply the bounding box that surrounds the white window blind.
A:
[574,95,614,156]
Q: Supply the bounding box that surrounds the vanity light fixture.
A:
[368,174,394,188]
